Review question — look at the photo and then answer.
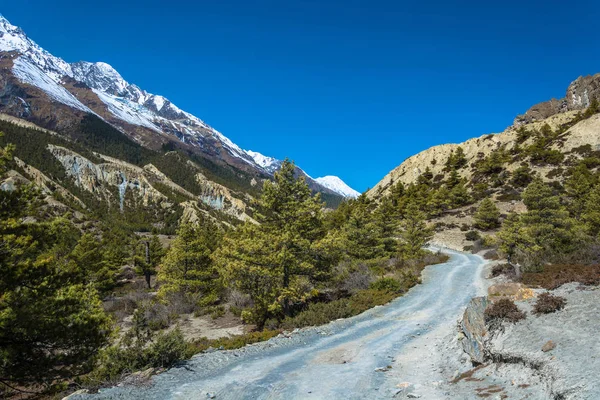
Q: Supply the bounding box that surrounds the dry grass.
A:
[522,264,600,289]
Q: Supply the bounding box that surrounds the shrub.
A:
[533,293,566,315]
[521,264,600,289]
[229,305,243,317]
[369,277,402,293]
[210,305,226,319]
[336,262,374,294]
[280,300,351,329]
[485,299,526,326]
[491,263,515,277]
[86,327,189,387]
[465,230,481,241]
[189,330,281,353]
[347,289,396,315]
[146,328,189,368]
[483,249,499,260]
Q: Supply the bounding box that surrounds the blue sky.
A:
[3,1,600,192]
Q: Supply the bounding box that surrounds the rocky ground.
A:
[448,261,600,400]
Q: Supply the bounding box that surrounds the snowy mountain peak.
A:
[315,176,360,198]
[246,150,282,174]
[71,61,129,96]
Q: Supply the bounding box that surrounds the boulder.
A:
[460,296,489,364]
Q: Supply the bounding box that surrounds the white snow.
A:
[12,57,91,112]
[245,150,282,173]
[152,95,166,111]
[92,89,161,131]
[315,176,360,198]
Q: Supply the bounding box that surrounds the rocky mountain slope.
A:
[369,74,600,199]
[0,14,357,224]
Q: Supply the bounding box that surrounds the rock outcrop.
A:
[514,73,600,125]
[460,296,489,364]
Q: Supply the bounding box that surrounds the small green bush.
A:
[465,230,481,241]
[189,330,281,353]
[369,277,402,293]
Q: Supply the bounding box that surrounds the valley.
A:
[2,8,600,400]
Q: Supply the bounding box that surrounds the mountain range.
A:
[0,14,358,224]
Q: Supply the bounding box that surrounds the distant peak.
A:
[315,176,360,198]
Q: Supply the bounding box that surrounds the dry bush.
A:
[522,264,600,289]
[485,298,526,327]
[490,263,515,278]
[104,287,152,322]
[227,288,253,308]
[533,293,566,314]
[332,261,374,294]
[483,249,499,260]
[163,291,199,315]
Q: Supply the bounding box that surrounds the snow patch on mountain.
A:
[13,57,91,113]
[92,89,160,131]
[315,176,360,198]
[245,150,282,174]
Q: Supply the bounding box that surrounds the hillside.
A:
[368,73,600,249]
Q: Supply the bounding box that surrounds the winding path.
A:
[85,250,487,400]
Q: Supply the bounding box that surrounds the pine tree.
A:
[214,160,328,327]
[0,138,111,388]
[398,202,433,259]
[158,219,222,304]
[448,179,471,208]
[502,178,583,269]
[373,196,399,255]
[342,195,386,260]
[70,233,116,293]
[474,198,501,230]
[583,183,600,237]
[565,164,597,214]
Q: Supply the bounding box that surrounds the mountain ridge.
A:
[0,14,358,200]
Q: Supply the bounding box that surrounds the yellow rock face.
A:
[488,282,535,301]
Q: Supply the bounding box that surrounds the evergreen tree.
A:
[448,179,471,208]
[474,198,501,230]
[158,219,222,304]
[0,137,111,389]
[583,183,600,237]
[373,196,399,255]
[70,233,116,293]
[215,160,329,327]
[342,195,386,260]
[500,178,582,269]
[398,202,433,259]
[565,165,597,214]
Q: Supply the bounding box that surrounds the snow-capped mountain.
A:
[0,14,356,199]
[245,150,282,174]
[315,176,360,198]
[246,150,359,198]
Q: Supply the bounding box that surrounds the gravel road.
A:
[80,250,487,400]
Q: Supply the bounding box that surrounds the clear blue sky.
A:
[3,1,600,192]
